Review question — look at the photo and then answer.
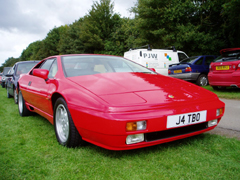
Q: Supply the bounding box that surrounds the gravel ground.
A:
[206,127,240,140]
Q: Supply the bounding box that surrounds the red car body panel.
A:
[208,48,240,88]
[18,55,225,150]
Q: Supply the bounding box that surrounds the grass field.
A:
[202,85,240,99]
[0,86,240,180]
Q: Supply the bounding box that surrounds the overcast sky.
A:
[0,0,136,66]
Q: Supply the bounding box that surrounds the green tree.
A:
[131,0,232,55]
[222,0,240,47]
[57,20,85,54]
[0,57,19,70]
[79,0,121,53]
[20,41,42,61]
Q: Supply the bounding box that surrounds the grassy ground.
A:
[0,87,240,180]
[202,85,240,100]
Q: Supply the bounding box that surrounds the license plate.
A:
[174,70,182,74]
[167,110,207,128]
[216,66,229,70]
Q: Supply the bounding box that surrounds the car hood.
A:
[68,72,216,106]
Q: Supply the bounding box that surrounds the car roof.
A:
[14,60,40,65]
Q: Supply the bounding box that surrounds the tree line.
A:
[1,0,239,71]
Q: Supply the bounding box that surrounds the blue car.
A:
[168,55,217,86]
[6,61,40,103]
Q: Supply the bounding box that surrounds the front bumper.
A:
[69,99,225,150]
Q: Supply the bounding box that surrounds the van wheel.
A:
[196,74,208,86]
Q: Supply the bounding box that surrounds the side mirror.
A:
[149,68,156,72]
[32,69,49,80]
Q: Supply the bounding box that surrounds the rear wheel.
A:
[7,87,12,98]
[18,90,31,116]
[54,97,85,148]
[196,74,208,86]
[14,89,18,104]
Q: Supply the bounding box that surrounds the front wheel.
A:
[196,74,208,86]
[54,97,85,148]
[18,90,31,116]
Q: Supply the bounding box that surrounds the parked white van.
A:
[124,46,189,75]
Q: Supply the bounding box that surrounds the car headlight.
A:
[126,134,144,144]
[208,119,218,127]
[126,120,147,131]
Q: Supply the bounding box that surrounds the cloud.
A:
[0,0,136,67]
[0,0,45,34]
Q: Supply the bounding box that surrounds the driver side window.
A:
[40,59,54,70]
[48,60,58,78]
[39,58,57,78]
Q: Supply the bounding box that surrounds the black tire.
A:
[212,86,219,90]
[7,87,12,98]
[18,90,31,116]
[212,86,226,90]
[196,74,208,86]
[14,89,18,104]
[54,97,85,148]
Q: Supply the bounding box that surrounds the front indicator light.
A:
[126,121,146,131]
[216,108,223,116]
[126,134,144,144]
[208,119,218,127]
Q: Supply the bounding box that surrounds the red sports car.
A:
[208,48,240,89]
[17,54,225,150]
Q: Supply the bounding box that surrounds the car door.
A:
[25,58,58,115]
[192,57,204,73]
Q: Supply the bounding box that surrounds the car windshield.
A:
[180,56,199,64]
[214,56,240,62]
[3,68,11,75]
[62,55,156,77]
[16,62,39,76]
[214,50,240,62]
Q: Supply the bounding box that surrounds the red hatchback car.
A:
[208,48,240,89]
[18,54,224,150]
